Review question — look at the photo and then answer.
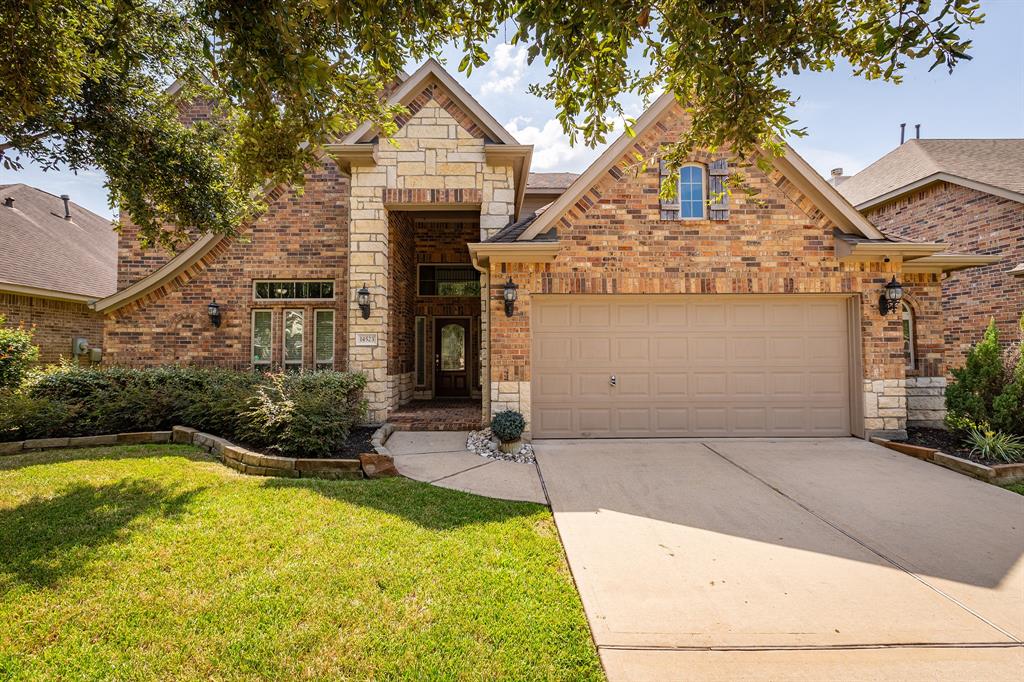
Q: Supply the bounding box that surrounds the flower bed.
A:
[872,435,1024,486]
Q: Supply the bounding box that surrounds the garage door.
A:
[531,296,852,438]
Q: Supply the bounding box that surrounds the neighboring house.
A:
[522,172,579,215]
[838,139,1024,369]
[91,59,991,439]
[0,184,116,363]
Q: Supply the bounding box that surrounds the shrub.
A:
[491,410,526,443]
[945,319,1011,435]
[1,364,367,457]
[240,371,367,458]
[966,427,1024,464]
[0,316,40,391]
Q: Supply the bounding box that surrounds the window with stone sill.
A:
[902,302,916,370]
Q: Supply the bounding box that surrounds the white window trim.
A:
[902,302,916,370]
[679,163,707,221]
[416,263,481,298]
[251,309,273,369]
[283,308,304,371]
[252,279,336,302]
[314,309,335,370]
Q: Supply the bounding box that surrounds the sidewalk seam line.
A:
[701,441,1021,645]
[428,460,494,484]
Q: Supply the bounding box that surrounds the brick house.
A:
[838,139,1024,367]
[0,184,115,363]
[91,60,992,439]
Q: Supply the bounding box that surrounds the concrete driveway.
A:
[535,438,1024,681]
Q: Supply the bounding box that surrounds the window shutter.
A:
[708,159,729,221]
[659,160,680,220]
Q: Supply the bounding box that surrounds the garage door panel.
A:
[532,296,852,438]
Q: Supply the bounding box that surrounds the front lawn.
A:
[1003,482,1024,496]
[0,445,602,680]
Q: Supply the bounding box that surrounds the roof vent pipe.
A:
[3,197,12,208]
[900,123,906,145]
[60,194,71,220]
[915,124,921,139]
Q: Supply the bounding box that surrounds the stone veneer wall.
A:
[865,182,1024,366]
[905,376,948,428]
[347,79,515,422]
[0,293,104,364]
[487,105,914,437]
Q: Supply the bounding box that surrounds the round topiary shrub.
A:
[491,409,526,444]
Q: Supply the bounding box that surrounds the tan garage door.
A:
[531,296,853,438]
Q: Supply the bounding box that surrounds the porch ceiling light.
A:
[357,284,371,320]
[207,300,222,328]
[503,277,518,317]
[878,276,904,316]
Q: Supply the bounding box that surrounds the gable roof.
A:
[515,92,886,242]
[342,58,518,146]
[838,139,1024,208]
[0,184,117,300]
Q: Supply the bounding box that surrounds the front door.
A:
[435,318,470,397]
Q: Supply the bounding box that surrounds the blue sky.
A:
[3,0,1021,219]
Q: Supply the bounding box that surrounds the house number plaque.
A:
[355,333,378,347]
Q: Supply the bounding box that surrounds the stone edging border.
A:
[0,426,399,481]
[871,437,1024,486]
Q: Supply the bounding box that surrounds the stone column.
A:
[348,164,391,423]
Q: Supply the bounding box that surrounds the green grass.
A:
[1002,482,1024,496]
[0,445,603,681]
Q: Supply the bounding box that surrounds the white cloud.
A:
[479,44,527,95]
[505,116,625,172]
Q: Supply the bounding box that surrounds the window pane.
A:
[440,324,466,371]
[254,280,334,300]
[255,282,271,299]
[322,281,333,298]
[315,310,334,366]
[415,318,426,385]
[284,310,304,364]
[419,265,479,297]
[252,311,272,363]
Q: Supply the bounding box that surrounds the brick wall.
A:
[865,182,1024,364]
[388,211,416,375]
[116,97,217,290]
[0,293,104,364]
[487,106,915,436]
[103,157,350,368]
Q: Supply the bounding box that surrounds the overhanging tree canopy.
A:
[0,0,983,248]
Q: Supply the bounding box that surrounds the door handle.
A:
[610,374,617,386]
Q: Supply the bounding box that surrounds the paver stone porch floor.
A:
[387,399,484,431]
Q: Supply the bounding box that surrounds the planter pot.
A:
[499,439,522,454]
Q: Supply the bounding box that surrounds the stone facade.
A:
[0,293,104,364]
[346,79,515,421]
[486,106,939,438]
[865,182,1024,365]
[905,376,948,428]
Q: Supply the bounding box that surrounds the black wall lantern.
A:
[878,276,904,316]
[503,277,518,317]
[357,284,371,319]
[207,300,221,328]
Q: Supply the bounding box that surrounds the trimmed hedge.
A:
[0,365,367,458]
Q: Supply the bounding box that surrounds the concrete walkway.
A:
[386,431,546,504]
[536,437,1024,681]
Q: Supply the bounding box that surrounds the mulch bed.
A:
[335,426,377,459]
[897,426,979,462]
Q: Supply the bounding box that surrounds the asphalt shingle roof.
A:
[526,172,579,190]
[837,139,1024,207]
[0,184,117,298]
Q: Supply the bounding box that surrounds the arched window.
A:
[902,302,915,369]
[678,164,706,219]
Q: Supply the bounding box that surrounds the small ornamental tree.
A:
[0,315,40,391]
[945,318,1010,433]
[992,312,1024,437]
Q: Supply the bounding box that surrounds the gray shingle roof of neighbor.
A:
[837,138,1024,207]
[526,172,580,190]
[0,183,118,299]
[485,202,559,243]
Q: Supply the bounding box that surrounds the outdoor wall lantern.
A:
[207,300,222,328]
[878,276,904,316]
[357,284,371,320]
[503,277,518,317]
